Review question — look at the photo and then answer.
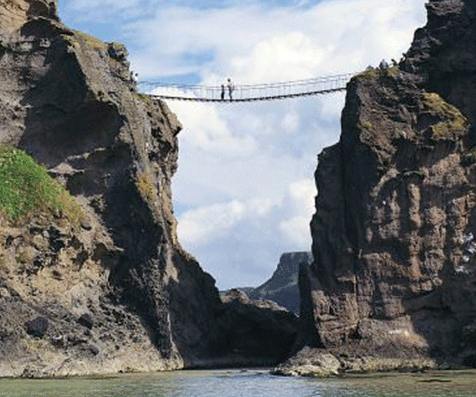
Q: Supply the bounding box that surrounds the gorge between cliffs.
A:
[1,0,476,380]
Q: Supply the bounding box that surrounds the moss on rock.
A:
[422,92,468,139]
[0,146,82,223]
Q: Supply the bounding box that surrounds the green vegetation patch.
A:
[0,146,82,223]
[423,93,468,139]
[361,121,373,130]
[354,66,399,81]
[135,93,151,102]
[354,68,379,80]
[136,171,158,203]
[70,30,108,51]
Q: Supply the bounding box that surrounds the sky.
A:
[58,0,427,289]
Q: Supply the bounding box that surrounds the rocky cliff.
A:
[0,0,298,376]
[280,0,476,376]
[249,252,312,314]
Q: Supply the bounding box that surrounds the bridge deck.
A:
[139,73,354,102]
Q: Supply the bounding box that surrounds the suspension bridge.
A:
[138,72,355,103]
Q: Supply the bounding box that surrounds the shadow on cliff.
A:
[15,24,181,359]
[19,23,124,171]
[402,224,476,365]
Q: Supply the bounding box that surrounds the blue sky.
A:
[59,0,427,289]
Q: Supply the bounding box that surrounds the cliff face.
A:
[0,0,300,377]
[403,0,476,130]
[298,0,476,370]
[0,0,223,376]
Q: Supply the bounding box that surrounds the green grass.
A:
[0,146,82,223]
[354,66,399,81]
[135,93,150,101]
[70,30,108,51]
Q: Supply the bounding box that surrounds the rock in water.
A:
[291,0,476,374]
[218,290,298,364]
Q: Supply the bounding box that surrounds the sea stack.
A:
[278,0,476,376]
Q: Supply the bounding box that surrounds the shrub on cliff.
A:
[0,146,82,223]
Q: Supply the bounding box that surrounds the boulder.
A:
[217,289,298,363]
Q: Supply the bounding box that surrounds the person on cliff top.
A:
[227,78,235,100]
[221,84,225,100]
[379,59,389,70]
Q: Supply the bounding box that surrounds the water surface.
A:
[1,369,475,397]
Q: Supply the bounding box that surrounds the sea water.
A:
[0,369,476,397]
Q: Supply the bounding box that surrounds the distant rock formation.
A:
[248,252,312,314]
[220,287,255,297]
[217,290,298,366]
[0,0,297,377]
[280,0,476,376]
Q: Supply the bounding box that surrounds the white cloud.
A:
[121,0,426,81]
[178,198,279,246]
[61,0,428,289]
[177,180,317,288]
[281,109,300,134]
[279,179,317,248]
[67,0,139,11]
[288,179,316,215]
[279,216,311,247]
[231,32,326,83]
[154,90,257,158]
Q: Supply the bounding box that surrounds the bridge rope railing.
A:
[138,72,355,102]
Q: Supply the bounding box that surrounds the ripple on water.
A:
[0,369,476,397]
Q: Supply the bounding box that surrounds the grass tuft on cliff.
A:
[354,66,400,81]
[422,93,468,139]
[0,146,82,223]
[70,30,107,51]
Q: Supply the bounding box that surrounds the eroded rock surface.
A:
[403,0,476,130]
[292,0,476,375]
[0,0,222,377]
[0,0,57,35]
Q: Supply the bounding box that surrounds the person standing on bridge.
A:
[227,78,235,100]
[221,84,225,100]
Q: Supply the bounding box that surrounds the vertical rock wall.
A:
[0,0,222,375]
[300,0,476,369]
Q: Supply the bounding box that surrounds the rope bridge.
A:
[138,72,355,102]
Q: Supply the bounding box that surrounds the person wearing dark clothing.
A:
[379,59,389,70]
[227,78,234,100]
[221,84,225,100]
